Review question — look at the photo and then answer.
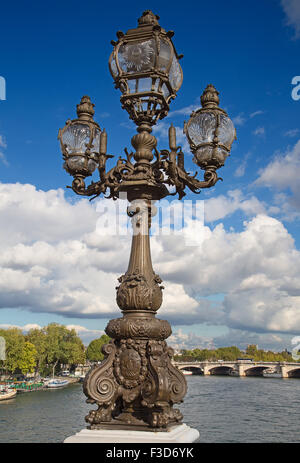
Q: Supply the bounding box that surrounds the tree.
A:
[43,323,85,377]
[18,342,37,375]
[246,344,258,358]
[0,328,37,375]
[26,328,47,376]
[86,335,110,362]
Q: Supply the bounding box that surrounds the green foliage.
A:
[0,323,86,376]
[0,328,37,374]
[86,335,111,362]
[42,323,85,376]
[26,328,47,374]
[174,344,295,363]
[18,342,37,374]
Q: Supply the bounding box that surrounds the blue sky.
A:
[0,0,300,350]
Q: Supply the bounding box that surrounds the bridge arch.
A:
[286,367,300,378]
[243,366,269,376]
[176,365,203,375]
[208,366,234,376]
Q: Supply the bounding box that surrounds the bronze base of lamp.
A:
[83,325,187,431]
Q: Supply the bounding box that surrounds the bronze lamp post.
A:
[58,10,236,432]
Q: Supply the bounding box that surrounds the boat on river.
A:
[45,379,69,389]
[0,386,17,401]
[182,370,193,376]
[263,368,281,378]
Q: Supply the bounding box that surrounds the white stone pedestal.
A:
[64,424,199,443]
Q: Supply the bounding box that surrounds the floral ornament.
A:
[119,40,155,73]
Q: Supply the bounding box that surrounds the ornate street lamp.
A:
[184,84,236,172]
[59,10,236,441]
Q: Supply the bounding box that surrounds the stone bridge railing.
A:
[173,360,300,378]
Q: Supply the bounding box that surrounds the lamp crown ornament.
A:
[200,84,220,108]
[58,10,237,436]
[76,95,95,120]
[138,10,160,26]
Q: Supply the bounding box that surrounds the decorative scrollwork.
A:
[106,317,172,340]
[66,115,222,202]
[83,341,117,405]
[116,271,163,311]
[83,336,186,430]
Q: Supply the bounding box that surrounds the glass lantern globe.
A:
[58,96,101,179]
[109,10,183,127]
[184,85,236,171]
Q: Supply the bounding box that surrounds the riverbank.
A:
[0,375,81,394]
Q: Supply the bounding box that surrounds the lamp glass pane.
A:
[134,100,148,113]
[64,157,97,175]
[109,53,118,78]
[218,114,236,149]
[161,83,170,98]
[92,128,101,153]
[187,112,216,146]
[62,123,90,154]
[158,39,172,71]
[137,77,152,93]
[128,79,137,93]
[193,146,228,168]
[118,39,155,73]
[169,56,183,91]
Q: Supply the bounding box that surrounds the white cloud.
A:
[0,322,105,345]
[249,110,264,118]
[232,114,246,126]
[284,129,299,137]
[203,189,265,222]
[0,136,7,149]
[234,152,251,178]
[0,135,8,166]
[0,152,9,167]
[1,183,300,341]
[255,139,300,214]
[65,325,105,344]
[232,110,264,128]
[0,323,42,331]
[169,103,199,117]
[253,127,265,137]
[214,329,292,351]
[234,164,246,178]
[168,329,215,351]
[155,214,300,335]
[281,0,300,38]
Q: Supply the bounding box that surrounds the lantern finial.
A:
[76,96,95,121]
[138,10,160,26]
[200,84,220,109]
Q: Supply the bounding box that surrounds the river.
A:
[0,376,300,443]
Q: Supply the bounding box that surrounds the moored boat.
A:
[46,379,69,388]
[263,368,281,378]
[0,387,17,400]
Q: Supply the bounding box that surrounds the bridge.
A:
[173,360,300,378]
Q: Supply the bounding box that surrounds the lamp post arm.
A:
[160,148,221,200]
[68,149,137,200]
